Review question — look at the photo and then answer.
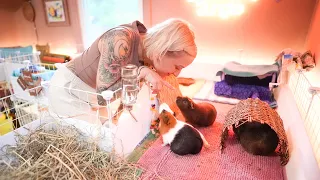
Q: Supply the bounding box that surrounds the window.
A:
[78,0,143,49]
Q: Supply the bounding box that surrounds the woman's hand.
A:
[138,66,175,93]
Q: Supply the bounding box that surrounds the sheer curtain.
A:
[78,0,143,49]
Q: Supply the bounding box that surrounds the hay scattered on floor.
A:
[0,123,142,180]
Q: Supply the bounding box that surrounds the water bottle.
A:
[121,64,139,108]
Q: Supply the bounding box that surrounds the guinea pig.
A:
[176,96,217,127]
[158,103,210,156]
[233,121,279,156]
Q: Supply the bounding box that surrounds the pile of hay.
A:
[0,123,142,180]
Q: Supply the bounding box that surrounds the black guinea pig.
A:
[233,121,279,156]
[176,96,217,127]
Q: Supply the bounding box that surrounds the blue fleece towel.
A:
[214,80,277,108]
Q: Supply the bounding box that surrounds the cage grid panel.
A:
[1,85,124,136]
[1,52,125,137]
[288,70,320,168]
[0,83,50,135]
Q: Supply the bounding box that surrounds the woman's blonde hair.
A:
[143,18,197,61]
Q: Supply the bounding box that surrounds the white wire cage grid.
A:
[0,85,48,136]
[1,51,57,77]
[288,69,320,169]
[0,83,124,136]
[0,52,129,137]
[0,52,58,106]
[0,51,157,161]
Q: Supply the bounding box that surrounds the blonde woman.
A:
[48,18,197,124]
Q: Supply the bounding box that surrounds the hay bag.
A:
[220,98,289,166]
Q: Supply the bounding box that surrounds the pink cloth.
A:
[138,103,284,180]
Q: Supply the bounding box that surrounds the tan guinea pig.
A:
[158,103,210,156]
[176,96,217,127]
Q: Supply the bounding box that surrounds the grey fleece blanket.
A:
[216,61,280,77]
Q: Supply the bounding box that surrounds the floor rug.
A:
[137,102,285,180]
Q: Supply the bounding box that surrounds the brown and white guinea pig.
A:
[158,103,210,156]
[233,121,279,156]
[176,96,217,127]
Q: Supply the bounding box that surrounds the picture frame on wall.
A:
[43,0,70,26]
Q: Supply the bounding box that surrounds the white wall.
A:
[179,61,223,81]
[143,0,316,65]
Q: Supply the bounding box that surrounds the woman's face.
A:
[153,51,195,77]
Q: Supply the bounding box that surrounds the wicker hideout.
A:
[220,98,290,166]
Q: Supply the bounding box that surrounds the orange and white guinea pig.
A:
[158,103,210,156]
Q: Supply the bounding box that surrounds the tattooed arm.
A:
[96,28,133,105]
